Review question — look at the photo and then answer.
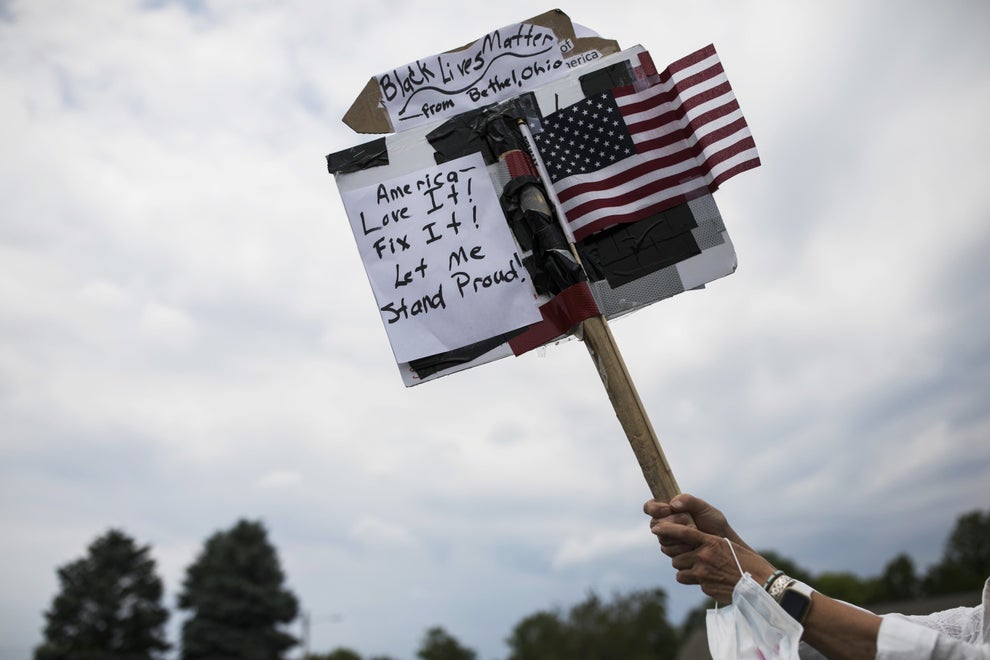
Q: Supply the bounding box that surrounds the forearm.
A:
[800,592,881,660]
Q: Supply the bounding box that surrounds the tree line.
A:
[35,508,989,659]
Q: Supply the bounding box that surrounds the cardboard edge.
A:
[342,77,395,134]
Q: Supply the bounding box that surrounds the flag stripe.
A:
[571,185,712,239]
[661,43,719,80]
[634,101,742,154]
[557,117,751,211]
[533,45,759,241]
[559,129,757,223]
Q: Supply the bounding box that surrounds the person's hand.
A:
[643,493,752,556]
[653,523,775,604]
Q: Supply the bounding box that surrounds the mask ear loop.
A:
[724,537,745,577]
[712,538,745,612]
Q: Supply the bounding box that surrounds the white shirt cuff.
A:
[877,615,939,659]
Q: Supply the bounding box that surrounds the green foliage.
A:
[416,626,476,660]
[178,519,299,660]
[305,650,398,660]
[505,610,570,660]
[34,529,170,660]
[307,649,364,660]
[872,553,920,602]
[678,599,712,636]
[812,571,872,605]
[923,509,990,595]
[506,588,678,660]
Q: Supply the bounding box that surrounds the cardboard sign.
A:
[327,12,762,508]
[330,18,759,386]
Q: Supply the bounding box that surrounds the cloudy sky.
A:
[2,1,989,658]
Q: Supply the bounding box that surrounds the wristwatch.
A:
[778,579,814,624]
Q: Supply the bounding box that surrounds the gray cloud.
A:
[2,1,989,658]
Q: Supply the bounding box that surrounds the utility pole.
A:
[299,609,344,658]
[301,610,310,659]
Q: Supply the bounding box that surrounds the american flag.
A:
[533,44,760,241]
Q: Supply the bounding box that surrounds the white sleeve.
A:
[878,615,990,660]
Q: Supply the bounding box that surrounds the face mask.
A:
[706,539,804,660]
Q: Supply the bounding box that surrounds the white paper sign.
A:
[339,152,542,363]
[376,22,568,130]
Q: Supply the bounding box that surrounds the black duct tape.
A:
[408,329,523,380]
[500,177,584,296]
[577,204,702,288]
[326,137,389,175]
[579,60,636,96]
[427,97,537,166]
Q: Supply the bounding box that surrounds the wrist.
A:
[767,576,815,624]
[762,569,785,591]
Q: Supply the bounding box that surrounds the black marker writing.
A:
[380,285,447,324]
[451,252,525,298]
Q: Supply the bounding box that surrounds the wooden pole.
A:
[512,122,686,505]
[579,314,682,503]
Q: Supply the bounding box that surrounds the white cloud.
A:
[552,525,645,569]
[139,300,200,349]
[349,516,418,550]
[255,468,305,491]
[2,1,989,658]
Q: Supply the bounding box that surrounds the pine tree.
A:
[34,529,170,660]
[178,519,299,659]
[416,626,476,660]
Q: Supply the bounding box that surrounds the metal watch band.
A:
[769,574,793,601]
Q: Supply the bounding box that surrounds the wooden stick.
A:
[579,314,681,503]
[512,121,685,505]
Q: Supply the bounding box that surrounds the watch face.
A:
[779,590,810,622]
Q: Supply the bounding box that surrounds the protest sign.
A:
[330,40,754,386]
[327,10,761,500]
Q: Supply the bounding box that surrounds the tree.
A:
[506,589,678,660]
[34,529,170,660]
[178,519,299,659]
[416,626,476,660]
[307,649,363,660]
[568,589,678,660]
[944,510,990,574]
[871,553,920,603]
[813,571,872,605]
[924,509,990,595]
[678,600,712,637]
[506,610,570,660]
[600,588,679,660]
